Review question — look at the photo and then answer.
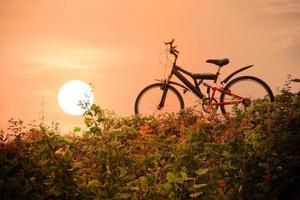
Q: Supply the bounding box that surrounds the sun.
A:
[58,80,94,115]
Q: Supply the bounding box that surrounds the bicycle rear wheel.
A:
[220,76,274,114]
[134,83,184,116]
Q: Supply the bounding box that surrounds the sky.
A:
[0,0,300,130]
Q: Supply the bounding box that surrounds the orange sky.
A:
[1,0,300,130]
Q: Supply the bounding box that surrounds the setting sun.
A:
[58,80,94,116]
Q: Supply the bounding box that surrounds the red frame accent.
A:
[207,85,245,109]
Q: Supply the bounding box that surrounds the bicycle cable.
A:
[158,48,173,79]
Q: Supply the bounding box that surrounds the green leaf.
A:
[118,167,127,177]
[180,171,188,180]
[72,161,82,169]
[196,168,209,176]
[239,185,243,192]
[43,180,53,186]
[73,126,81,132]
[162,164,174,170]
[222,151,232,158]
[190,192,203,198]
[193,184,207,189]
[115,193,131,199]
[166,172,176,183]
[90,127,101,134]
[110,131,119,143]
[84,117,92,126]
[87,179,100,187]
[144,175,155,186]
[48,166,59,173]
[258,163,268,168]
[131,186,139,191]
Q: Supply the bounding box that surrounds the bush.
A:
[0,87,299,199]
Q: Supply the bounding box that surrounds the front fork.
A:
[158,75,172,109]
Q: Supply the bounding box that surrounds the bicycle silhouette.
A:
[135,39,274,115]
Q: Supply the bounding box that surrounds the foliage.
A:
[0,85,299,199]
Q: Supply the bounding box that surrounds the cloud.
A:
[251,0,300,50]
[21,44,122,73]
[25,47,101,69]
[269,26,300,49]
[259,0,300,15]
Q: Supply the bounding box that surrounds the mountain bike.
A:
[134,39,274,115]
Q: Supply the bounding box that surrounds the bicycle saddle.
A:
[206,58,229,67]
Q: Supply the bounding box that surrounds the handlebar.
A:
[164,39,175,46]
[164,39,179,55]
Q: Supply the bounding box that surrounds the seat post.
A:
[216,66,221,77]
[214,67,221,83]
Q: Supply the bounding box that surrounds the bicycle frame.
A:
[170,65,207,99]
[159,63,247,109]
[158,63,211,108]
[202,82,245,107]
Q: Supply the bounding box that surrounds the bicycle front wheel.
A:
[220,76,274,114]
[134,83,184,116]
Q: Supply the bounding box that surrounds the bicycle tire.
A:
[134,83,184,116]
[220,76,274,114]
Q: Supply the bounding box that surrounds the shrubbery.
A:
[0,86,299,199]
